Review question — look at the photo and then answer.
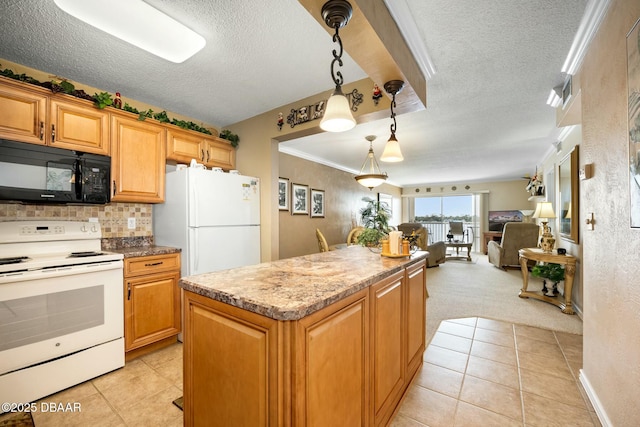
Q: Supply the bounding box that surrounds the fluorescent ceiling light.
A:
[54,0,206,63]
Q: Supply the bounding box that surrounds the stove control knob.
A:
[91,225,98,233]
[81,225,87,232]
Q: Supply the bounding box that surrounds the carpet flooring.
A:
[425,254,583,343]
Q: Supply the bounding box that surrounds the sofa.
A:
[397,223,446,268]
[487,222,540,269]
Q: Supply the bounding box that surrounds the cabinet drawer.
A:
[124,253,181,277]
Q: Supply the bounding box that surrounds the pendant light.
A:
[319,0,357,133]
[355,135,388,190]
[380,80,405,162]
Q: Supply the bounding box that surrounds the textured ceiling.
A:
[0,0,588,187]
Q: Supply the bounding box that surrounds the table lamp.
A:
[532,202,557,253]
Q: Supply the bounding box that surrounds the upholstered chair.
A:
[396,223,446,267]
[487,222,540,269]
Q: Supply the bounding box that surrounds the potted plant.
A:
[356,197,391,247]
[531,263,565,296]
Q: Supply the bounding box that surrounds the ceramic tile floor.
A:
[1,317,599,426]
[392,317,600,427]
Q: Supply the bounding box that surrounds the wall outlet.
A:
[127,217,136,229]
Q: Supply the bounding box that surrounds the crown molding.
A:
[383,0,437,80]
[561,0,611,75]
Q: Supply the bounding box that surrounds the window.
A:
[414,195,479,249]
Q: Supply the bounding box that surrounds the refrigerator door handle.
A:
[193,230,199,272]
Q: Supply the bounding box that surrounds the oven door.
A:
[0,261,123,375]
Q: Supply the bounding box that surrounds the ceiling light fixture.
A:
[355,135,388,190]
[54,0,206,63]
[319,0,357,133]
[380,80,405,162]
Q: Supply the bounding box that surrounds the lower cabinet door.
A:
[406,261,427,376]
[124,271,180,351]
[183,292,279,427]
[295,288,370,427]
[371,271,406,425]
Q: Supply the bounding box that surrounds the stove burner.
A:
[0,256,29,265]
[68,251,104,258]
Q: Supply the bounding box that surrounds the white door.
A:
[188,226,260,275]
[188,170,260,227]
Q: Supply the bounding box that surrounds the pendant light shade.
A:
[355,135,387,190]
[380,80,405,162]
[319,0,356,133]
[380,133,404,162]
[320,86,356,132]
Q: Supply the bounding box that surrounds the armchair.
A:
[397,223,445,268]
[487,222,540,269]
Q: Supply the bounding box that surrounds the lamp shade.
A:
[380,134,404,162]
[320,87,356,132]
[532,202,556,219]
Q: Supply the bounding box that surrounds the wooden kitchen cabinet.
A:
[110,113,166,203]
[0,78,47,145]
[49,98,110,155]
[166,127,235,170]
[0,78,109,155]
[124,253,181,358]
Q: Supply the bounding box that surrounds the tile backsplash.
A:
[0,202,153,238]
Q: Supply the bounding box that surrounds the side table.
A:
[518,248,577,314]
[444,241,472,261]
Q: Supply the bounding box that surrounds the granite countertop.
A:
[111,245,181,259]
[101,236,181,258]
[180,245,428,321]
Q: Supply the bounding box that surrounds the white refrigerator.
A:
[153,168,261,278]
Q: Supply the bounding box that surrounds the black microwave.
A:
[0,140,111,204]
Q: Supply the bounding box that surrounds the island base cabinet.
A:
[183,292,280,427]
[182,259,427,427]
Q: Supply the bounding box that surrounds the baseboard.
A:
[579,369,612,427]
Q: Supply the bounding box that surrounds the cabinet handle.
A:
[201,149,205,162]
[206,150,210,162]
[127,283,131,300]
[39,121,44,140]
[113,180,116,197]
[51,124,55,142]
[144,261,164,267]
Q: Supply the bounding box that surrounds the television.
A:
[488,210,523,232]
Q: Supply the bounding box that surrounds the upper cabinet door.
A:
[204,137,235,170]
[49,98,110,155]
[111,114,166,203]
[166,127,205,164]
[0,79,47,145]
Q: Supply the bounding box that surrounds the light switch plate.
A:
[127,218,136,229]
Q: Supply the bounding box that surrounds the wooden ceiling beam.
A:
[297,0,427,115]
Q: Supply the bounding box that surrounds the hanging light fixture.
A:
[355,135,388,190]
[319,0,357,133]
[380,80,405,162]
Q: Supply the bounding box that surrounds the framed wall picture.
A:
[311,189,325,218]
[292,183,309,215]
[278,177,289,211]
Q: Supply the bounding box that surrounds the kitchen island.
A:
[180,245,428,426]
